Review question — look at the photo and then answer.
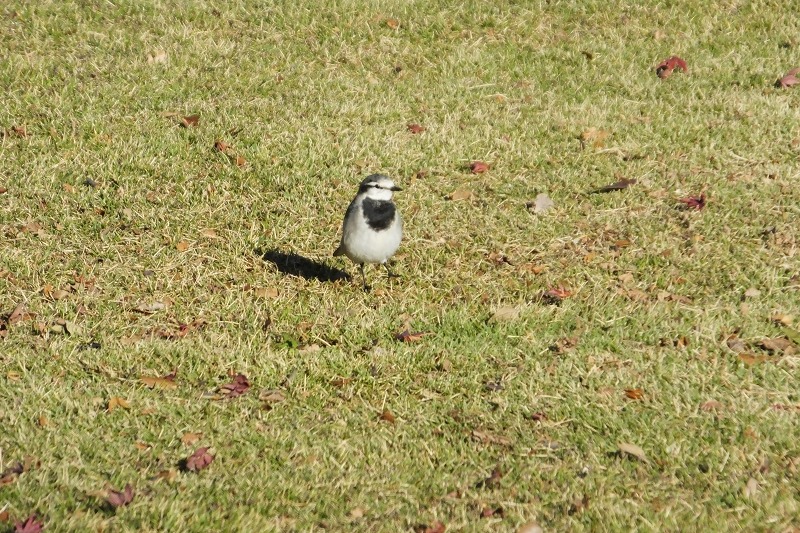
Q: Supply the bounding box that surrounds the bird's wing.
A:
[333,199,357,256]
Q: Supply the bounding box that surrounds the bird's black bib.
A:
[361,198,396,231]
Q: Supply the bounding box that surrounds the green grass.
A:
[1,0,799,531]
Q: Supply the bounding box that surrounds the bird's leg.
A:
[360,263,370,291]
[384,263,400,279]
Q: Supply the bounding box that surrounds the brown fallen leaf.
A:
[14,514,43,533]
[106,483,135,508]
[738,353,770,365]
[448,188,473,201]
[180,115,200,128]
[140,371,178,389]
[590,177,636,193]
[175,240,190,252]
[181,432,202,446]
[184,447,214,472]
[758,337,796,354]
[678,193,706,210]
[617,442,648,462]
[213,140,231,152]
[771,313,793,326]
[380,408,396,424]
[775,67,800,88]
[0,186,7,194]
[395,329,429,342]
[726,334,747,353]
[539,287,573,305]
[624,388,644,400]
[580,128,610,148]
[217,373,250,399]
[470,161,489,174]
[385,18,400,29]
[700,400,723,411]
[655,55,688,79]
[107,396,131,412]
[407,123,425,134]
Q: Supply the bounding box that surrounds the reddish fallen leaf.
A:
[539,287,573,305]
[106,484,135,508]
[217,373,250,398]
[624,388,644,400]
[180,115,200,127]
[470,161,489,174]
[656,56,688,79]
[184,447,214,472]
[678,193,706,210]
[9,125,28,138]
[214,140,231,152]
[380,408,396,424]
[407,123,425,134]
[775,67,800,88]
[395,329,430,342]
[590,177,636,193]
[0,186,7,194]
[14,514,43,533]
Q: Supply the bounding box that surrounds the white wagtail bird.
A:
[334,174,403,291]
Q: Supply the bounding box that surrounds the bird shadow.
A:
[257,248,351,283]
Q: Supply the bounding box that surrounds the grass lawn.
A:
[1,0,799,530]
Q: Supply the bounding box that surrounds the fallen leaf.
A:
[349,507,365,519]
[180,115,200,128]
[181,432,202,446]
[140,372,178,390]
[134,301,166,314]
[738,353,770,365]
[775,67,800,88]
[656,55,688,79]
[618,442,648,462]
[329,377,352,388]
[37,415,48,427]
[235,155,247,167]
[771,313,793,326]
[624,388,644,400]
[758,337,796,354]
[448,188,473,201]
[700,400,723,411]
[0,186,7,194]
[14,515,43,533]
[253,287,279,298]
[217,373,250,399]
[526,193,554,215]
[471,430,512,447]
[260,389,286,405]
[743,477,759,499]
[213,140,230,152]
[379,408,396,424]
[407,123,425,134]
[175,240,190,252]
[395,329,429,342]
[184,447,214,472]
[107,396,130,412]
[489,306,520,322]
[0,461,25,486]
[470,161,489,174]
[580,128,610,148]
[147,51,168,64]
[385,18,400,29]
[744,287,761,298]
[678,193,706,210]
[726,334,747,353]
[590,177,636,193]
[539,287,573,305]
[106,483,135,508]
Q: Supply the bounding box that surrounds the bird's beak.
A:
[391,185,403,191]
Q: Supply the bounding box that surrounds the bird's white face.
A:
[359,175,402,201]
